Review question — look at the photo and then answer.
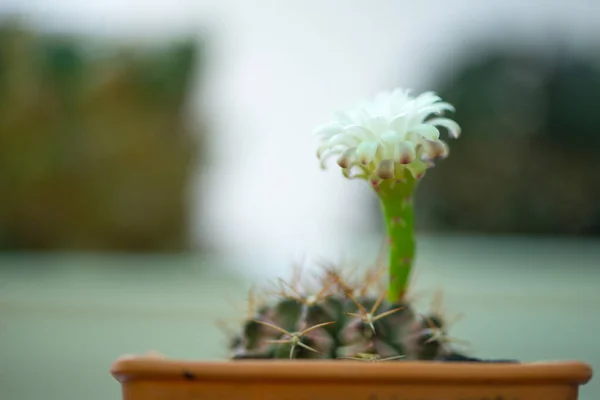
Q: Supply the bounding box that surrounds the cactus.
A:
[229,263,464,361]
[229,88,465,361]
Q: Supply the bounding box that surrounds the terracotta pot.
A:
[111,356,592,400]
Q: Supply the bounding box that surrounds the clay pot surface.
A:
[111,356,592,400]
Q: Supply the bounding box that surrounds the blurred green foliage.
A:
[0,21,205,251]
[415,43,600,235]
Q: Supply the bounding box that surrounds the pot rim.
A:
[111,357,592,385]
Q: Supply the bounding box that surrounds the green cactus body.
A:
[230,267,457,361]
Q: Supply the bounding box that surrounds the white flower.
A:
[315,88,461,182]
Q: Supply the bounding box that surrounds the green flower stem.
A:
[376,174,418,304]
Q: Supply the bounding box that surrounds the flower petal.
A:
[409,124,440,141]
[366,116,388,134]
[413,103,455,124]
[329,133,359,147]
[314,122,344,138]
[380,130,401,144]
[318,148,343,169]
[337,147,357,169]
[379,130,401,160]
[333,110,353,124]
[392,88,411,105]
[375,159,395,179]
[346,108,370,125]
[343,125,376,141]
[342,165,369,180]
[394,141,416,164]
[388,113,408,136]
[355,141,379,165]
[422,102,455,115]
[427,117,461,139]
[406,160,430,179]
[316,143,330,159]
[421,140,449,160]
[414,91,441,107]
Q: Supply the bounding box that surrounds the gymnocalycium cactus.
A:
[230,88,462,361]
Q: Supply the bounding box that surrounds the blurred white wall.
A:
[2,0,600,278]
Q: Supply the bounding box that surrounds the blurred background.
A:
[1,1,599,399]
